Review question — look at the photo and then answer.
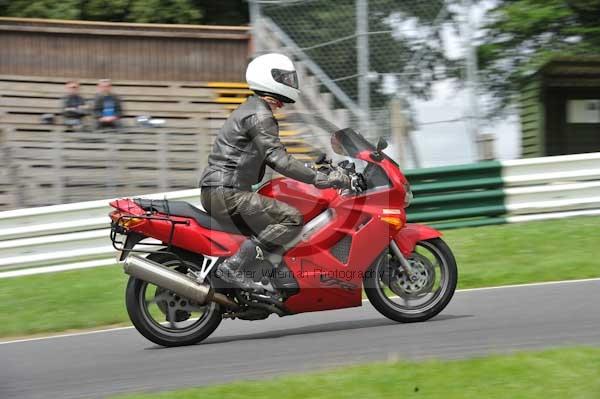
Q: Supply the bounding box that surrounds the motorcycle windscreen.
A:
[331,128,375,158]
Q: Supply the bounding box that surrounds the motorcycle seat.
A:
[134,199,252,236]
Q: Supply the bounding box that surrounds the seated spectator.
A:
[62,80,87,127]
[94,79,123,128]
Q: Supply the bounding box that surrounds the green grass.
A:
[113,347,600,399]
[0,266,128,338]
[444,216,600,288]
[1,216,599,338]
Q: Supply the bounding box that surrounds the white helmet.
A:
[246,53,300,104]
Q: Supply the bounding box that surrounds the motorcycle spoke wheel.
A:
[126,253,222,346]
[364,238,457,323]
[377,241,446,313]
[139,263,215,334]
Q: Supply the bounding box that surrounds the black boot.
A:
[217,239,268,291]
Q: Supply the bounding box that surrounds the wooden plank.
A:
[0,114,208,128]
[215,97,245,104]
[0,78,238,208]
[205,82,248,89]
[0,193,15,206]
[0,81,216,98]
[2,129,211,144]
[60,126,203,135]
[213,88,253,95]
[1,97,60,108]
[0,74,231,86]
[280,130,300,137]
[1,101,225,114]
[519,112,541,125]
[0,24,248,81]
[522,136,540,146]
[10,141,210,161]
[1,90,214,103]
[286,146,312,154]
[0,24,249,41]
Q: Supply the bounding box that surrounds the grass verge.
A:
[0,266,127,338]
[1,216,599,338]
[443,215,600,288]
[112,347,600,399]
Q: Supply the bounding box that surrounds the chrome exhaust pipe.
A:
[123,255,238,310]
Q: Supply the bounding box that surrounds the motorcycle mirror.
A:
[376,137,388,152]
[370,137,388,162]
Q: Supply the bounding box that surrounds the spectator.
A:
[62,80,87,127]
[93,79,123,128]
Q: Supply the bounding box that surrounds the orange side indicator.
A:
[380,215,404,229]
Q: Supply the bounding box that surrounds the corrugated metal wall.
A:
[0,17,250,82]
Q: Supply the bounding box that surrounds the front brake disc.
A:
[389,253,435,299]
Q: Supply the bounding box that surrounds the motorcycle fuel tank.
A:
[257,177,337,222]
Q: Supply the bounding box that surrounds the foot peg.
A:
[216,262,265,291]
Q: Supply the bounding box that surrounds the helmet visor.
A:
[272,69,299,89]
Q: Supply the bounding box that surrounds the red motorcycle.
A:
[109,128,457,347]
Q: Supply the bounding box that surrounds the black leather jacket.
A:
[200,96,316,191]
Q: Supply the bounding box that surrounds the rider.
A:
[200,53,350,290]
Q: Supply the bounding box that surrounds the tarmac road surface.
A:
[2,279,599,399]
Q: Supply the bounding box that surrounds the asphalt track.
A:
[2,279,600,399]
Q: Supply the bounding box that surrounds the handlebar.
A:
[349,174,366,193]
[312,156,367,194]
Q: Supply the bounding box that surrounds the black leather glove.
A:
[314,170,351,189]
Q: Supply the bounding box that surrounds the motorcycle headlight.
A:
[404,183,413,207]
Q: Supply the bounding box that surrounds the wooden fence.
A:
[0,74,321,210]
[0,17,250,82]
[0,74,248,208]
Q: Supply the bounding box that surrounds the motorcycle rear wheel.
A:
[125,252,222,347]
[364,238,457,323]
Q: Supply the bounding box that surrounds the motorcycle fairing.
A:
[282,182,405,313]
[393,224,442,257]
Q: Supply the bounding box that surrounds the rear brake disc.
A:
[155,287,192,322]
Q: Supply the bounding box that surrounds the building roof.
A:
[539,56,600,78]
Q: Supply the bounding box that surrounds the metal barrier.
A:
[502,153,600,223]
[405,153,600,229]
[0,189,200,273]
[405,161,505,229]
[1,153,599,277]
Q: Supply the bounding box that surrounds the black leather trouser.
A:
[200,186,303,251]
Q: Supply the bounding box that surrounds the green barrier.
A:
[410,177,503,194]
[428,216,508,230]
[406,160,503,193]
[405,161,506,228]
[409,188,504,206]
[407,205,506,223]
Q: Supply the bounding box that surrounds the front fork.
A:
[390,223,442,280]
[389,241,419,282]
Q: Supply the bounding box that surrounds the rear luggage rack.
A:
[110,197,190,266]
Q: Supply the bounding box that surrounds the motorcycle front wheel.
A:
[364,238,457,323]
[125,252,222,347]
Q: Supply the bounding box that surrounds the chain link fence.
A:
[252,0,488,167]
